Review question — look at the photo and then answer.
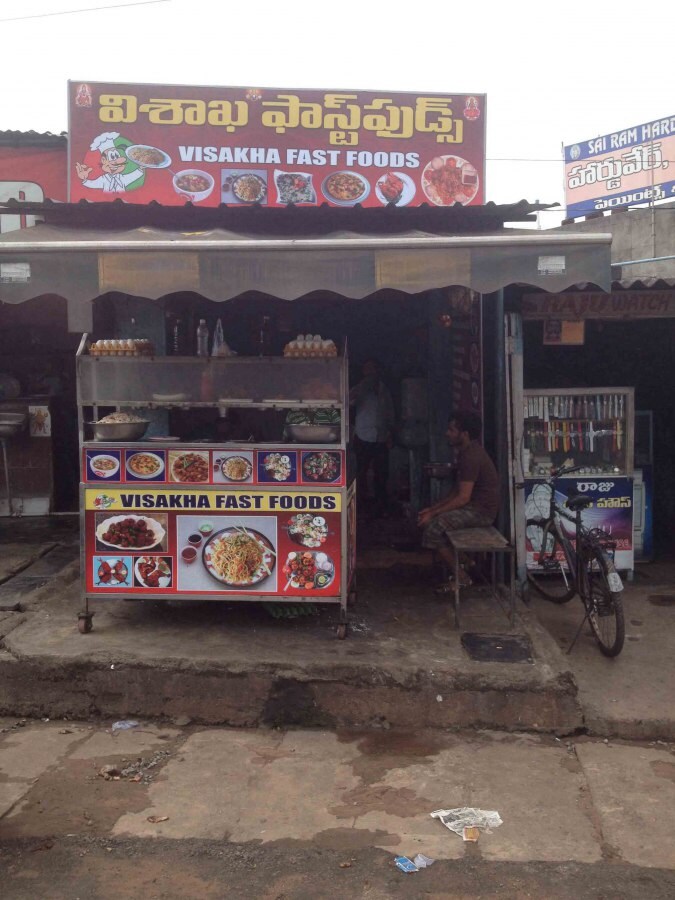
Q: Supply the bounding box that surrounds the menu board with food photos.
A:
[85,486,342,598]
[69,81,486,209]
[84,447,345,487]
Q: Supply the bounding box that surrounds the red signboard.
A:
[68,81,486,208]
[0,146,66,233]
[84,487,342,598]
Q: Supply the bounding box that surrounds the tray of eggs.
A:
[89,339,155,357]
[283,334,338,358]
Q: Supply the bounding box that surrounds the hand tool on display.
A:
[578,421,583,452]
[617,418,622,451]
[596,395,602,420]
[589,397,595,420]
[589,421,596,453]
[612,421,617,452]
[618,394,625,419]
[562,421,568,452]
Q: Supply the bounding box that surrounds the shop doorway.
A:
[522,316,675,559]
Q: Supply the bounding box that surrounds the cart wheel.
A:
[336,622,348,640]
[78,614,94,635]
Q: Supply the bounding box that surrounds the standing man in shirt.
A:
[350,359,395,516]
[418,411,499,589]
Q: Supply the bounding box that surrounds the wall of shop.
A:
[559,203,675,278]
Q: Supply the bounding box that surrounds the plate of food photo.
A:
[202,527,276,587]
[322,171,370,205]
[421,155,479,206]
[95,557,130,587]
[287,514,328,549]
[170,451,210,483]
[126,451,164,479]
[219,455,253,482]
[96,515,165,551]
[89,453,120,479]
[282,551,334,590]
[374,171,416,206]
[135,556,172,589]
[125,144,172,168]
[302,451,341,483]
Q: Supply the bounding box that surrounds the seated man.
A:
[418,411,499,589]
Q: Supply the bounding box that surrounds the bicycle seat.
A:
[566,494,593,511]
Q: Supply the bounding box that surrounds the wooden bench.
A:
[445,526,516,629]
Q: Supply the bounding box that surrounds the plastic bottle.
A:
[196,319,209,357]
[171,317,185,355]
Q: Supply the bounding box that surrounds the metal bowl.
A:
[89,421,149,442]
[287,424,340,443]
[0,412,27,438]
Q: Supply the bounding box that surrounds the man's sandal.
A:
[434,571,473,594]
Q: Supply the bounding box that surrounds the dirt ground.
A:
[2,837,675,900]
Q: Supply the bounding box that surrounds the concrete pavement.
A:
[1,721,675,898]
[1,517,675,739]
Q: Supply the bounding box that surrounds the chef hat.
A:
[90,132,121,153]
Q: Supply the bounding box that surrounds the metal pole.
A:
[1,438,12,517]
[494,289,507,584]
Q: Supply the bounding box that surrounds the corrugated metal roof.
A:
[0,198,557,235]
[574,278,675,290]
[0,130,67,148]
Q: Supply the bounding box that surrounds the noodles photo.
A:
[209,532,264,585]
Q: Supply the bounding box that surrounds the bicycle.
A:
[525,465,625,657]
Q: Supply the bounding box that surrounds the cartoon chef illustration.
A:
[75,132,144,193]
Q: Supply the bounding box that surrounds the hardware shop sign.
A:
[564,114,675,217]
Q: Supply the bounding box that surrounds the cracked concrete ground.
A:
[1,721,674,898]
[1,519,675,740]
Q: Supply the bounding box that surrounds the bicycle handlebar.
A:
[550,464,584,480]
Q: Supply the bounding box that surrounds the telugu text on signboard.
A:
[68,82,486,209]
[564,115,675,217]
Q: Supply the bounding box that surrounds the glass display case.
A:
[522,386,635,574]
[522,387,634,477]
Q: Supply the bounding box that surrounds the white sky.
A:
[3,0,674,225]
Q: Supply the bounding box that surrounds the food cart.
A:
[77,335,356,638]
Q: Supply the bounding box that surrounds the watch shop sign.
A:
[68,81,486,209]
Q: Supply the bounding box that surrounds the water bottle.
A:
[196,319,209,357]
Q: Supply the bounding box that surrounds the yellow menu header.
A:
[86,488,341,513]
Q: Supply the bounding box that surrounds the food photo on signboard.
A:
[176,515,278,593]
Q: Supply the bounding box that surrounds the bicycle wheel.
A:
[583,547,625,657]
[526,519,576,603]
